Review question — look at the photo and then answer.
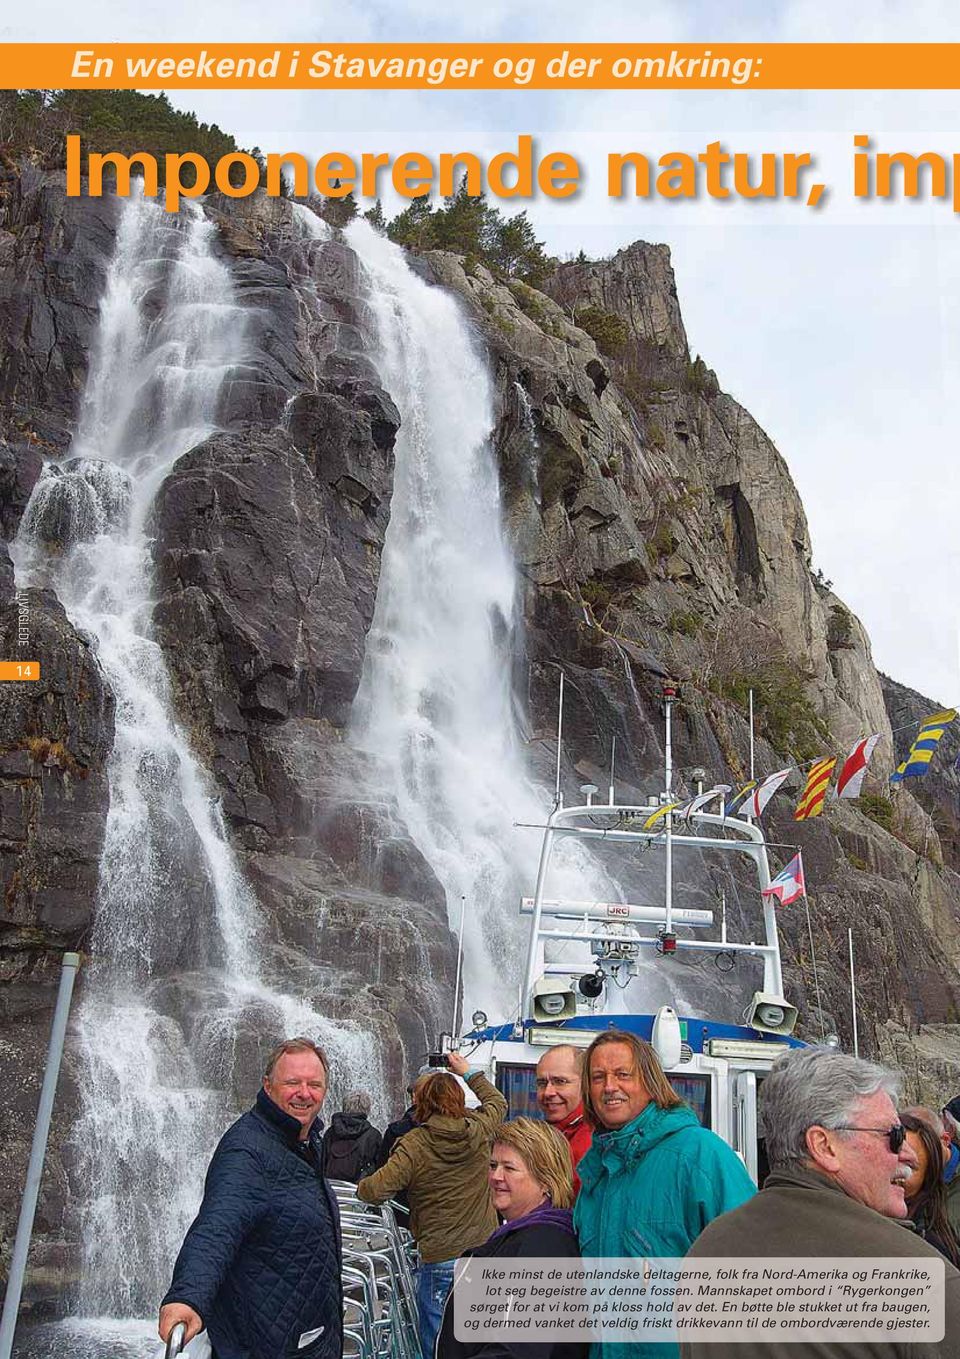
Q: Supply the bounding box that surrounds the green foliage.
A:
[387,195,436,249]
[320,187,359,228]
[846,851,868,871]
[509,280,548,325]
[812,566,833,594]
[648,523,676,560]
[386,182,553,285]
[574,304,629,356]
[667,610,700,637]
[827,604,855,650]
[581,578,614,611]
[646,419,666,450]
[364,199,387,232]
[0,90,252,181]
[711,663,830,763]
[860,792,894,831]
[682,355,719,398]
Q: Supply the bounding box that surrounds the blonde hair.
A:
[582,1030,681,1127]
[263,1037,329,1079]
[492,1118,575,1210]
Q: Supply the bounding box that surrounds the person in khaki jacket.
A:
[358,1051,506,1358]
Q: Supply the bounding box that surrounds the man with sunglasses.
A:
[683,1046,960,1357]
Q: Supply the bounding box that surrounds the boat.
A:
[447,681,806,1185]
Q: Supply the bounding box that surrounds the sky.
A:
[4,2,959,708]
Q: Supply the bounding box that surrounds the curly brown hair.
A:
[413,1071,466,1122]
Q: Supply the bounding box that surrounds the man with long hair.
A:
[574,1029,755,1359]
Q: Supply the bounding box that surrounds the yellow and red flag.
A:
[794,757,837,820]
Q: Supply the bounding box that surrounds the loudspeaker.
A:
[532,975,578,1022]
[744,991,799,1036]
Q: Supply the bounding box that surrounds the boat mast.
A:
[663,682,677,939]
[554,670,565,809]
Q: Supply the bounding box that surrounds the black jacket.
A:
[379,1105,418,1164]
[376,1105,418,1222]
[323,1112,383,1183]
[162,1089,343,1359]
[437,1217,587,1359]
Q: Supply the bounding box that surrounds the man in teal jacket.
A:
[573,1029,755,1359]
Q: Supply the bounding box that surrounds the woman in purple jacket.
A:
[436,1118,587,1359]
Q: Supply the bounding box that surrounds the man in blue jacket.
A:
[158,1037,342,1359]
[573,1029,755,1359]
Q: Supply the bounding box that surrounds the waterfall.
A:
[513,380,542,508]
[347,221,625,1018]
[12,194,380,1323]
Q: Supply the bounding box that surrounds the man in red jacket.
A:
[536,1045,592,1188]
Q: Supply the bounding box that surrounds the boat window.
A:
[668,1074,711,1127]
[496,1065,712,1127]
[496,1063,543,1118]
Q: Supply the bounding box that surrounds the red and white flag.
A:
[745,768,791,818]
[836,734,881,799]
[761,852,806,907]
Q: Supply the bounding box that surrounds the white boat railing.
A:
[521,803,783,1020]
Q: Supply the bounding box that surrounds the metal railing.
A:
[165,1321,187,1358]
[330,1180,422,1359]
[160,1185,421,1359]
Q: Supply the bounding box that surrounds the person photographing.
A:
[358,1049,506,1357]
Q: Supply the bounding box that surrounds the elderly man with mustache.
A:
[683,1047,960,1359]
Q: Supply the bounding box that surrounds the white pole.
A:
[0,953,80,1359]
[451,897,466,1038]
[554,671,565,809]
[608,734,617,807]
[848,927,859,1058]
[664,692,674,935]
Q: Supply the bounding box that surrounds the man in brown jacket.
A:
[683,1047,960,1359]
[357,1050,506,1357]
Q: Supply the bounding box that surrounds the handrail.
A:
[165,1322,187,1358]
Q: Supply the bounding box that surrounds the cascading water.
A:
[346,220,646,1018]
[513,380,542,508]
[12,195,381,1342]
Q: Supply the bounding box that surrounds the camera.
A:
[426,1031,455,1068]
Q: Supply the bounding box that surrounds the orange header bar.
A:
[4,43,960,90]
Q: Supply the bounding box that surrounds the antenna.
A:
[748,688,756,782]
[848,926,859,1058]
[661,682,678,944]
[451,896,466,1038]
[554,670,565,808]
[608,733,617,806]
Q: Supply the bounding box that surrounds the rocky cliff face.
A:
[423,242,960,1071]
[2,163,960,1308]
